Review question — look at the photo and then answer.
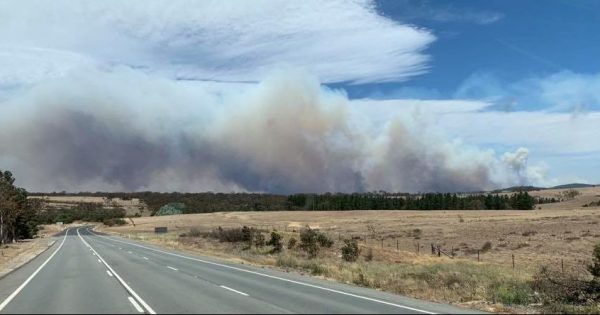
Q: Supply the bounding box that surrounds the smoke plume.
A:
[0,67,540,193]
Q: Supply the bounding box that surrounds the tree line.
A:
[0,170,39,244]
[31,190,539,215]
[35,203,126,225]
[1,170,128,243]
[287,191,537,210]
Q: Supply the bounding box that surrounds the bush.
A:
[341,239,360,262]
[588,243,600,277]
[316,233,334,248]
[299,227,320,258]
[182,227,204,237]
[287,237,297,249]
[201,226,259,245]
[254,233,265,248]
[266,231,283,253]
[489,282,533,305]
[532,266,600,305]
[103,218,126,226]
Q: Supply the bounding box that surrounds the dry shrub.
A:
[341,239,360,262]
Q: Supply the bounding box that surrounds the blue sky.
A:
[342,0,600,102]
[0,0,599,192]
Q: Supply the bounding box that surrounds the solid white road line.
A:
[128,296,144,313]
[220,285,249,296]
[77,228,156,314]
[106,270,113,277]
[88,229,435,314]
[167,266,178,271]
[0,229,69,312]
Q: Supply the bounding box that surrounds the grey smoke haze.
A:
[0,67,536,193]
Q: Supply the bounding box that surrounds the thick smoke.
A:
[0,67,539,193]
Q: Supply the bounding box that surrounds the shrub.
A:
[341,239,360,262]
[316,233,334,248]
[185,227,204,237]
[588,243,600,277]
[103,218,126,226]
[200,226,261,246]
[299,227,320,258]
[532,266,600,305]
[241,226,254,242]
[489,282,533,305]
[287,237,297,249]
[266,231,283,253]
[254,233,265,248]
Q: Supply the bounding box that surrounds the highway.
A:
[0,227,484,314]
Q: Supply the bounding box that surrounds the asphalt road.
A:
[0,227,485,314]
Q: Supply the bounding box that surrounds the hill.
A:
[551,183,597,189]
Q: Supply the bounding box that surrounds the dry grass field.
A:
[97,187,600,313]
[105,196,600,272]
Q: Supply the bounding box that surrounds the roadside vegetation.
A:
[1,169,129,245]
[137,224,600,313]
[0,170,39,244]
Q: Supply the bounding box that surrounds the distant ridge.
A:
[491,185,544,193]
[490,183,598,193]
[550,183,597,189]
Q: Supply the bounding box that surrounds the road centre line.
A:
[0,229,69,312]
[220,285,249,296]
[167,266,178,271]
[88,228,435,314]
[77,228,156,314]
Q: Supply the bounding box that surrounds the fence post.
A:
[561,259,564,274]
[512,254,515,269]
[437,246,441,257]
[431,243,435,255]
[417,242,420,255]
[381,238,383,248]
[396,239,399,251]
[477,250,480,262]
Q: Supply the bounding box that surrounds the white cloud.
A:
[0,0,434,87]
[455,71,600,112]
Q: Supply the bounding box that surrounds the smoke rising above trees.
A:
[0,68,542,193]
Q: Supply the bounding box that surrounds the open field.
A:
[94,187,600,313]
[106,207,600,272]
